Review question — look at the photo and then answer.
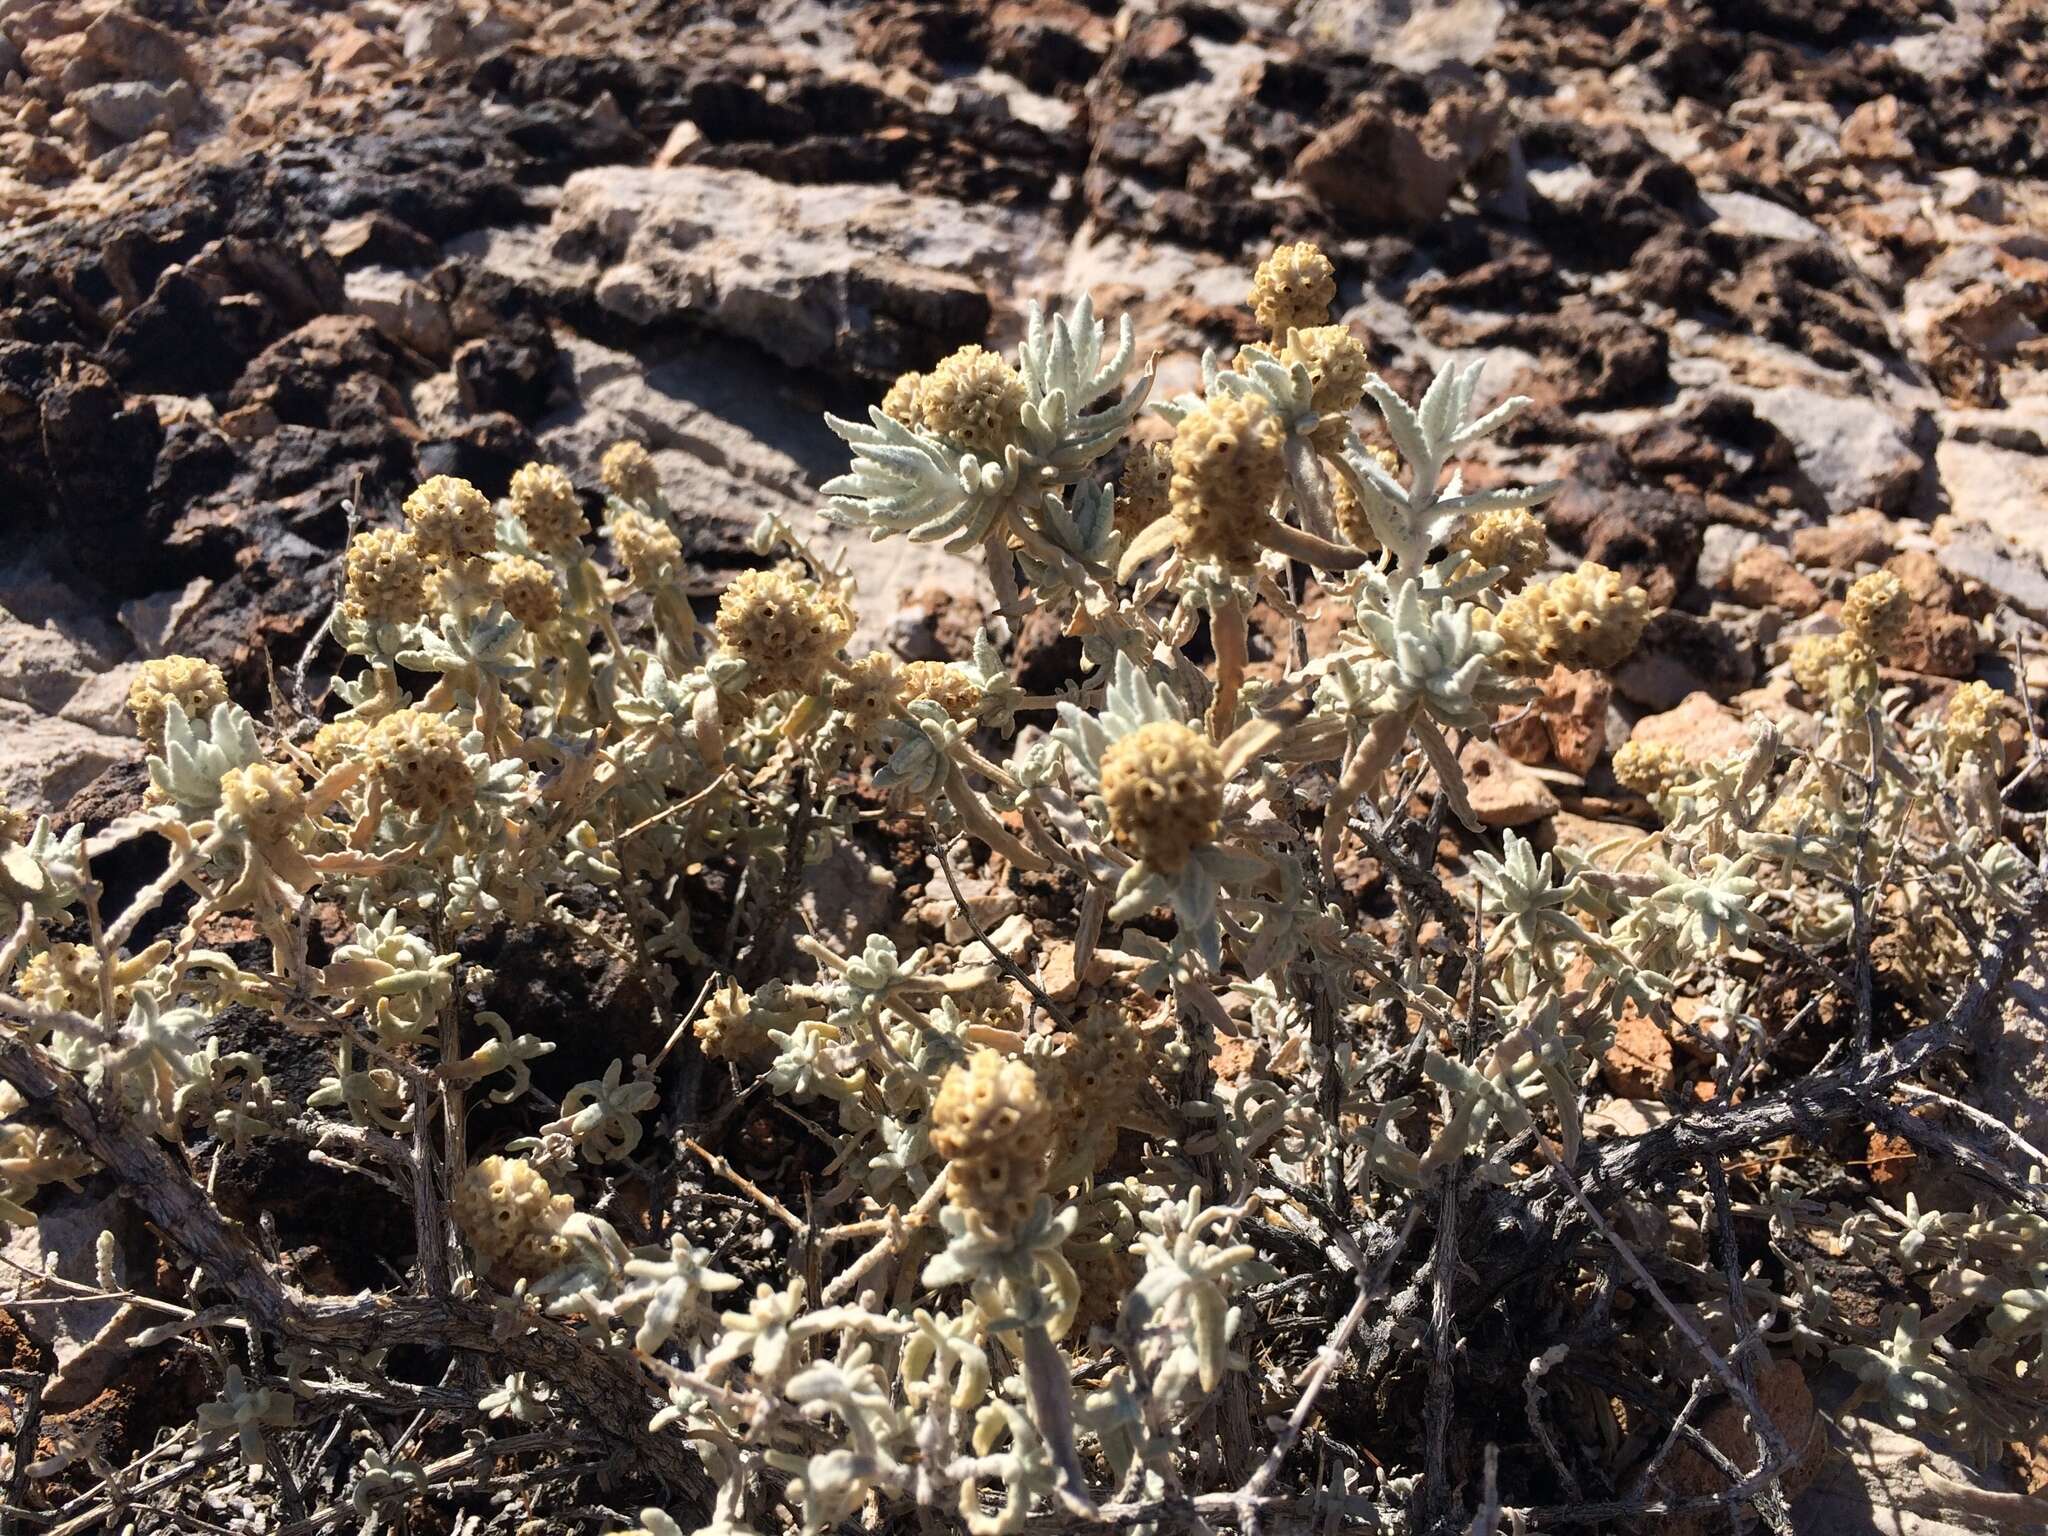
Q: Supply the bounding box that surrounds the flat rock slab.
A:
[553,164,1052,378]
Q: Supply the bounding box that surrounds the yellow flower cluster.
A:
[509,462,589,554]
[218,761,307,843]
[1100,720,1224,874]
[1249,241,1336,337]
[452,1155,576,1279]
[1452,507,1549,589]
[1789,632,1877,706]
[1049,1001,1157,1172]
[403,475,495,561]
[880,370,927,432]
[929,1049,1053,1233]
[1170,394,1286,571]
[344,527,431,626]
[601,441,660,505]
[1943,679,2011,770]
[1284,323,1368,418]
[1612,739,1693,801]
[610,508,682,590]
[492,556,563,629]
[1840,569,1908,659]
[714,567,855,699]
[830,653,906,739]
[367,709,471,819]
[1492,561,1650,674]
[915,345,1026,458]
[127,655,230,749]
[900,661,983,721]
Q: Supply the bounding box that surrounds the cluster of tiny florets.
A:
[1249,240,1336,336]
[714,567,854,698]
[493,556,564,628]
[1452,507,1549,589]
[1492,560,1651,674]
[403,475,496,560]
[128,655,230,748]
[1943,679,2011,769]
[880,370,927,432]
[1284,323,1369,418]
[1612,738,1693,801]
[509,462,589,554]
[900,661,982,720]
[1099,720,1224,874]
[218,761,307,842]
[610,508,683,589]
[1170,394,1286,570]
[367,709,471,819]
[601,441,661,505]
[1789,631,1877,706]
[344,527,431,626]
[453,1155,576,1279]
[1841,569,1909,658]
[830,653,906,738]
[915,345,1026,458]
[929,1050,1053,1233]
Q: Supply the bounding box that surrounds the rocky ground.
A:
[3,0,2046,823]
[2,0,2047,1523]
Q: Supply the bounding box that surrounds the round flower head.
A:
[714,567,855,699]
[1789,632,1876,705]
[19,941,108,1015]
[307,716,373,768]
[610,507,682,590]
[930,1049,1053,1232]
[880,369,928,433]
[492,556,563,628]
[1099,719,1225,874]
[829,652,905,738]
[343,527,430,626]
[453,1155,575,1278]
[1492,561,1650,674]
[128,655,229,749]
[1250,241,1337,337]
[1170,393,1286,571]
[1943,679,2013,771]
[601,440,660,505]
[901,660,982,721]
[0,803,25,847]
[368,708,471,819]
[217,761,306,843]
[1284,323,1368,418]
[1840,569,1908,660]
[1118,438,1172,536]
[508,462,589,555]
[1453,507,1549,590]
[915,344,1026,459]
[403,475,495,560]
[1612,738,1692,801]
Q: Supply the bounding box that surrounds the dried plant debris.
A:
[2,246,2047,1536]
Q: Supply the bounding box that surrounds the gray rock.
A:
[344,266,453,360]
[1703,190,1828,246]
[1741,386,1927,515]
[0,1191,149,1408]
[0,698,140,812]
[1695,523,1764,594]
[1935,437,2048,563]
[71,77,194,142]
[1934,519,2048,624]
[553,165,1045,377]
